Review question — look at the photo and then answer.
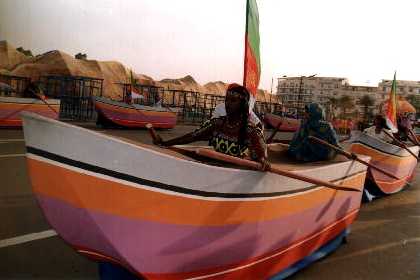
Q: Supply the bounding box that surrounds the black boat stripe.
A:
[26,146,362,199]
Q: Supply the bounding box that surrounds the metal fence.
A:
[0,74,30,97]
[1,74,283,124]
[41,75,103,120]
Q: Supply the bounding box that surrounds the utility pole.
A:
[297,74,317,118]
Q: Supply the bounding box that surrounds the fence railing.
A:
[1,74,283,124]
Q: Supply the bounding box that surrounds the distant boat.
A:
[349,133,418,200]
[22,112,369,279]
[264,113,300,132]
[0,96,60,127]
[93,96,177,129]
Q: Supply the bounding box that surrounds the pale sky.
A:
[1,0,419,90]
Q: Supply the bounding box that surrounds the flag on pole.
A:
[243,0,261,109]
[385,72,398,132]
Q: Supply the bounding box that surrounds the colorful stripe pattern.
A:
[385,72,398,132]
[94,96,177,128]
[22,113,367,279]
[243,0,261,104]
[349,133,418,194]
[0,97,59,127]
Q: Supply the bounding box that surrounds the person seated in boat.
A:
[394,113,419,144]
[362,115,394,143]
[211,96,264,132]
[152,83,270,171]
[287,103,339,162]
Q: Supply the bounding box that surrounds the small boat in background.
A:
[349,133,418,200]
[93,96,177,129]
[0,96,60,127]
[264,113,300,132]
[22,112,369,279]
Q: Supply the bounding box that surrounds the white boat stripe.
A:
[0,153,26,158]
[0,230,57,249]
[27,153,328,202]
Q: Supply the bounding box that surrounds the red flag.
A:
[385,72,398,132]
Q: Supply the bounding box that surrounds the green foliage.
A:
[360,94,375,122]
[337,95,354,118]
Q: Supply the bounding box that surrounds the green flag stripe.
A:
[247,0,261,72]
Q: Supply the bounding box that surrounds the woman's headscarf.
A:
[305,103,326,128]
[225,83,251,146]
[288,103,339,162]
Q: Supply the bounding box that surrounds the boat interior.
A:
[115,134,350,171]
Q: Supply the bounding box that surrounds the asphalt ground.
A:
[0,124,419,279]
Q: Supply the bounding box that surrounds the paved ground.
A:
[0,124,419,279]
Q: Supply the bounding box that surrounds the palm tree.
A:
[338,95,354,118]
[359,94,374,122]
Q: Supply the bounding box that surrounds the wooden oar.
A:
[383,130,419,161]
[308,136,401,180]
[196,148,361,192]
[37,96,58,115]
[407,128,420,146]
[28,88,59,115]
[266,121,283,144]
[146,123,359,192]
[146,123,159,142]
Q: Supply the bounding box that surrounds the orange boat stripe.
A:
[27,157,365,226]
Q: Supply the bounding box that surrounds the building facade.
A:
[277,76,420,120]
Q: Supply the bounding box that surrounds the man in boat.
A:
[362,115,394,143]
[288,103,339,162]
[394,113,419,145]
[153,83,270,171]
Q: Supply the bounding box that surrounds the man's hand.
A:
[258,158,271,172]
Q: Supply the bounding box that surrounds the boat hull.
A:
[22,112,368,279]
[0,96,60,127]
[349,133,418,196]
[94,96,177,129]
[264,113,300,132]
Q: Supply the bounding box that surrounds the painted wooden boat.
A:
[22,112,369,280]
[0,96,60,127]
[264,113,300,132]
[349,133,418,197]
[94,96,177,129]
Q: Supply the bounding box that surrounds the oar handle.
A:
[308,136,353,158]
[383,130,419,160]
[196,148,360,192]
[308,136,400,180]
[145,123,159,142]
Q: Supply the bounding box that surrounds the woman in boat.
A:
[363,115,394,143]
[153,83,270,171]
[288,103,339,162]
